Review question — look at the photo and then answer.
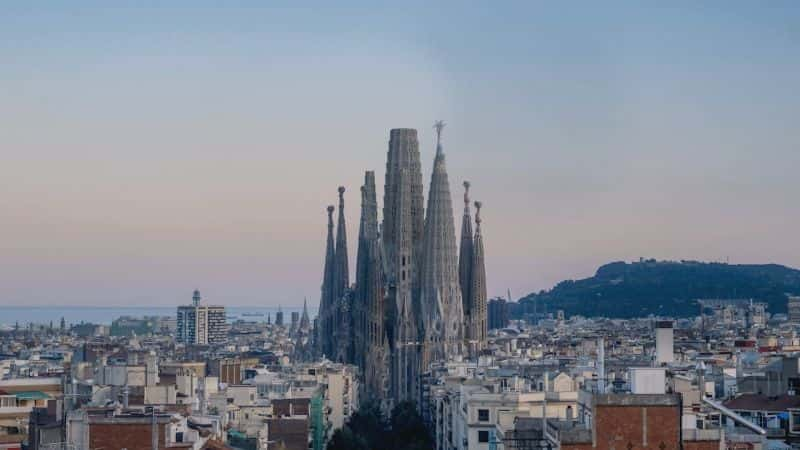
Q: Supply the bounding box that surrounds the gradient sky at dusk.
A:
[2,2,799,306]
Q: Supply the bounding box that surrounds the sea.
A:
[0,305,314,328]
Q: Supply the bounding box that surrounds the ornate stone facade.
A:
[419,122,464,367]
[315,125,488,409]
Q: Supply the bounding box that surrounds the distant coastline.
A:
[0,305,314,327]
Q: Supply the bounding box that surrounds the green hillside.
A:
[515,260,800,319]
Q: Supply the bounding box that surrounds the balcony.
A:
[682,428,723,441]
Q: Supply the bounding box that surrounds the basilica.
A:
[315,123,488,408]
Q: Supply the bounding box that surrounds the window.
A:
[478,430,489,443]
[478,409,489,421]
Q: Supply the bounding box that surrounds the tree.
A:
[328,400,433,450]
[326,400,387,450]
[348,401,389,448]
[390,401,433,450]
[327,426,369,450]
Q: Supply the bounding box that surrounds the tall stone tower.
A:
[353,182,369,370]
[315,123,484,408]
[383,128,425,404]
[468,201,488,354]
[318,205,336,358]
[333,186,350,302]
[420,121,464,368]
[333,186,352,363]
[458,182,475,344]
[356,171,389,402]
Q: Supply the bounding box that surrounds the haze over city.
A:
[2,2,799,306]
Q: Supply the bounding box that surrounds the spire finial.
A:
[338,187,346,213]
[463,181,471,207]
[434,120,446,149]
[327,205,335,220]
[474,201,482,227]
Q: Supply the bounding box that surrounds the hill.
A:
[515,260,800,319]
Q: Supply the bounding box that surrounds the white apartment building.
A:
[431,372,578,450]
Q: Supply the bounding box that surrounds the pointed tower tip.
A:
[327,205,335,214]
[434,120,446,140]
[475,201,483,225]
[463,181,471,206]
[434,120,446,155]
[338,186,346,196]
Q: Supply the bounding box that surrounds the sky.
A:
[1,2,799,307]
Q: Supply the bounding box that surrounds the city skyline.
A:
[3,2,800,306]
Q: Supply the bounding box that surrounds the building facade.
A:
[176,290,227,346]
[316,125,489,409]
[487,298,509,330]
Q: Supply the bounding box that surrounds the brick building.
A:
[66,408,216,450]
[266,417,308,450]
[500,394,722,450]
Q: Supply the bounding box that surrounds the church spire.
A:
[383,128,424,404]
[434,120,445,156]
[300,297,310,330]
[334,186,350,301]
[420,120,464,366]
[356,171,387,398]
[319,205,336,356]
[470,200,488,352]
[458,181,474,331]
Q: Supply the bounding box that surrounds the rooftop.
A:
[724,394,800,411]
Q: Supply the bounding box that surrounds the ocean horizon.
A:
[0,305,315,327]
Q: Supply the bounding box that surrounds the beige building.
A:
[0,377,62,447]
[788,296,800,322]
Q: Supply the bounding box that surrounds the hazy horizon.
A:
[3,2,799,307]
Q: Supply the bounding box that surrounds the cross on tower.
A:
[434,120,446,146]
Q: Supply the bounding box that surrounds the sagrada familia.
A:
[315,123,488,409]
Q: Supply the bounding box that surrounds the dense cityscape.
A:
[4,3,799,450]
[2,126,800,450]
